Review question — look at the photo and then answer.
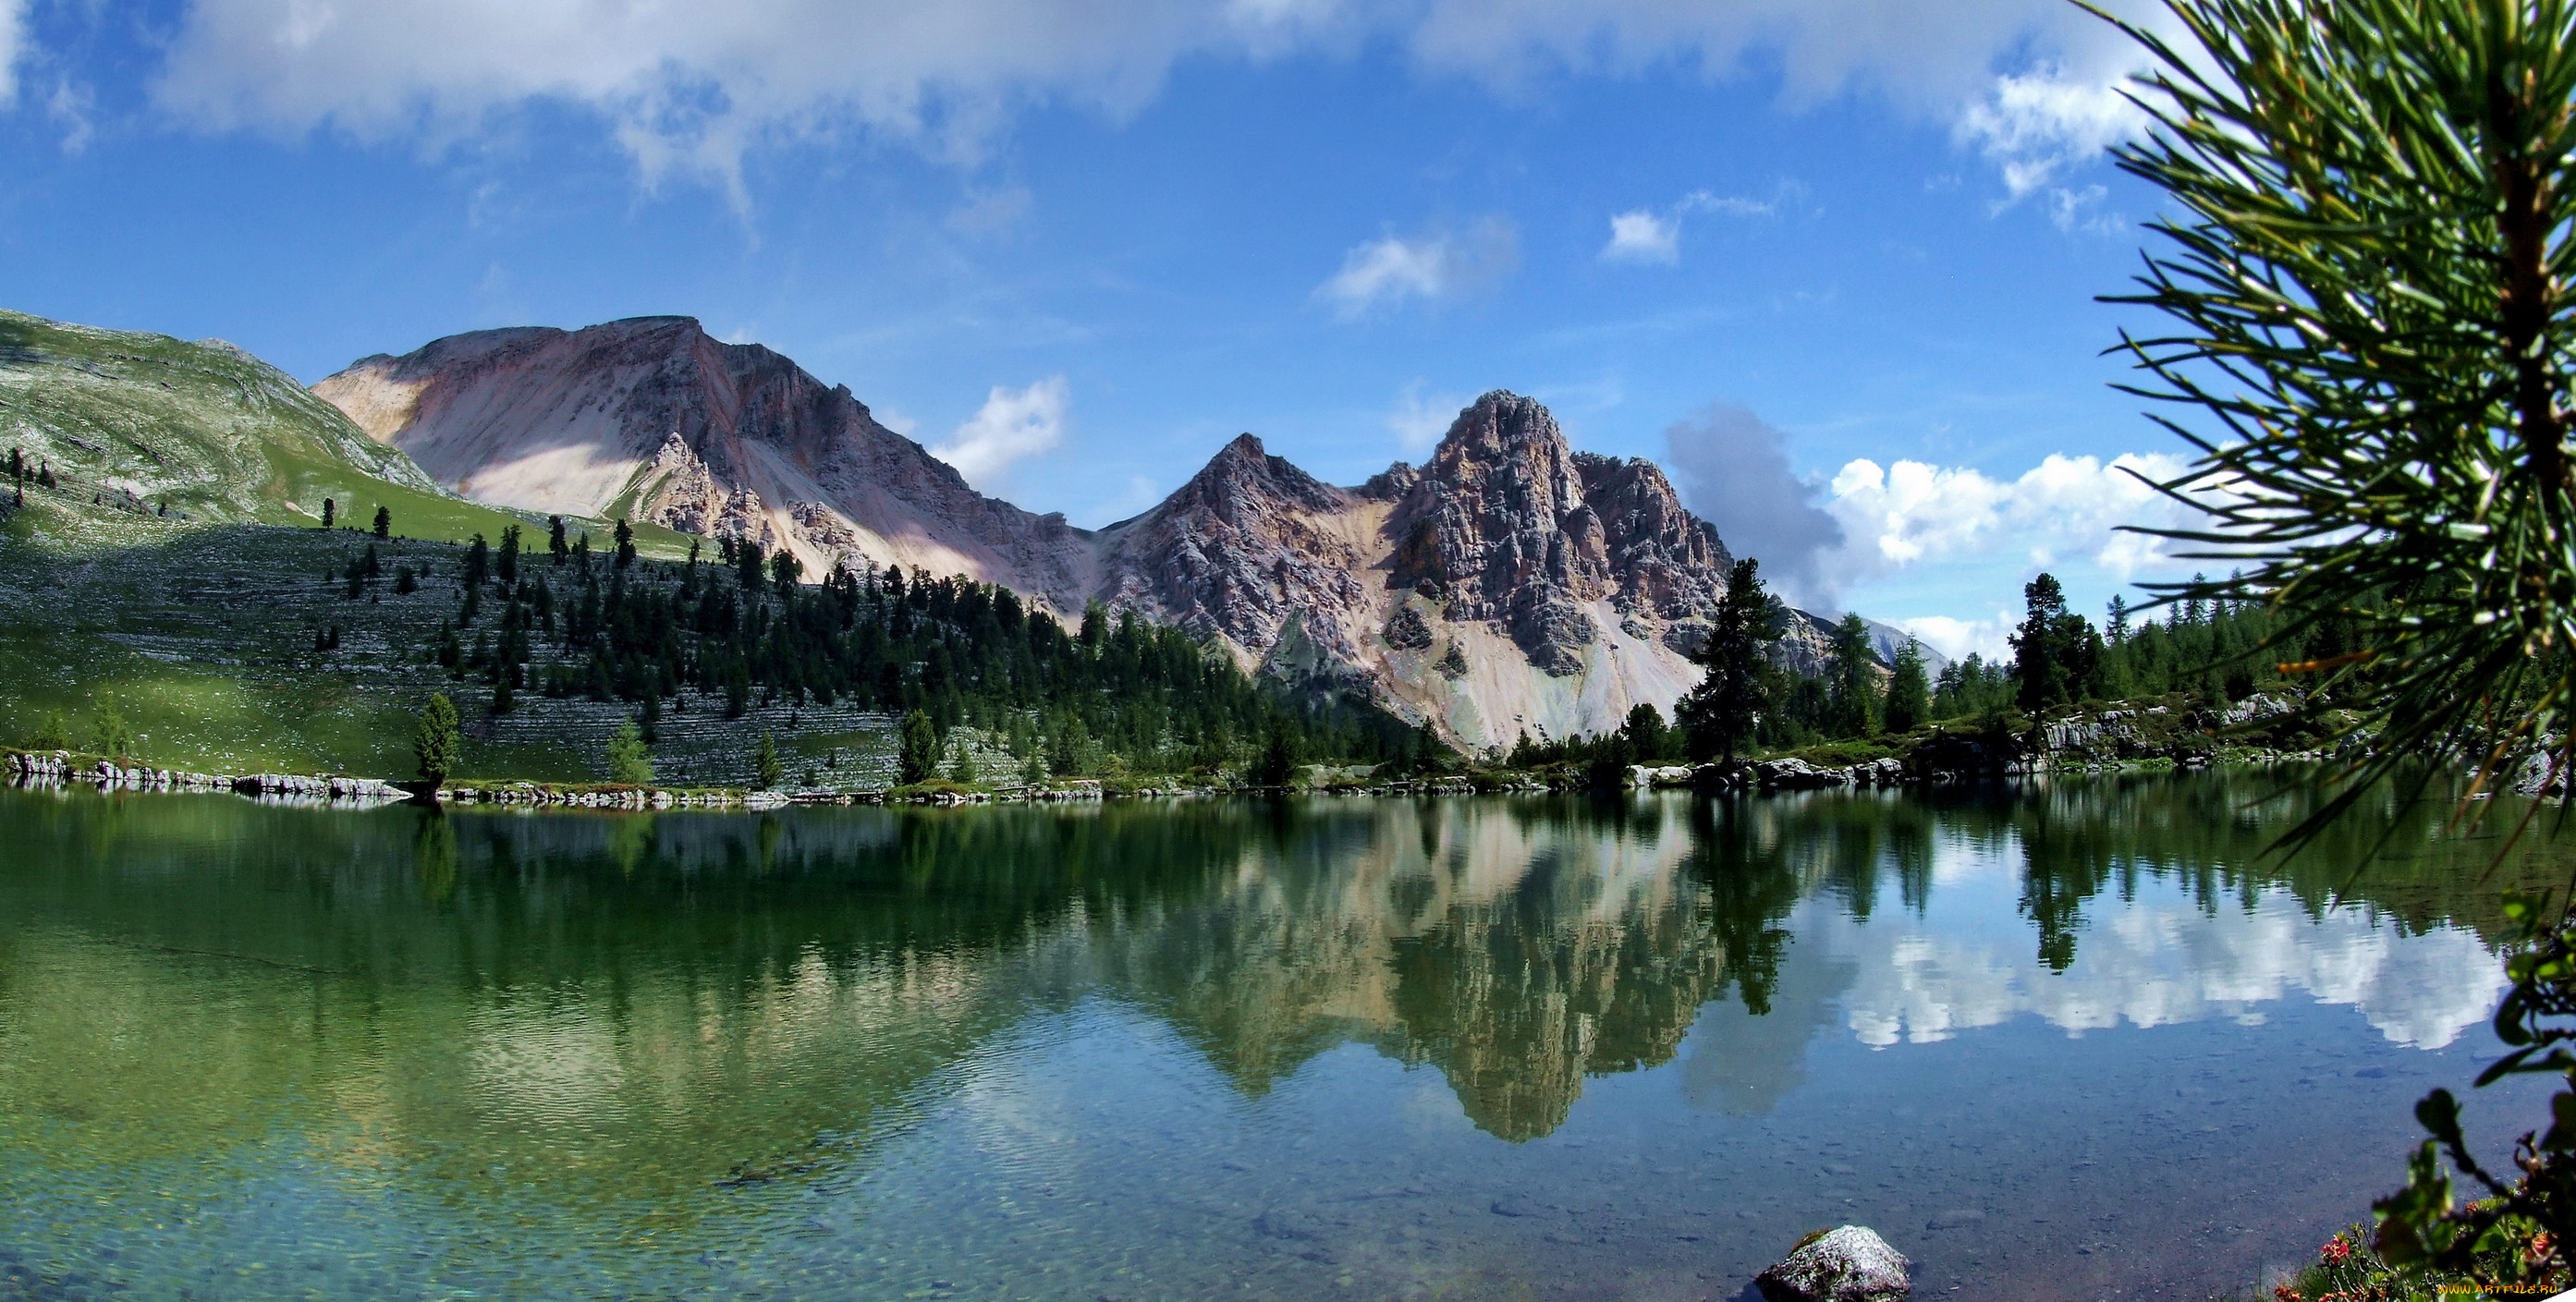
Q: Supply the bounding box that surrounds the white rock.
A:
[1755,1225,1911,1302]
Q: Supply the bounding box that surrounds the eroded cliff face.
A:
[1090,391,1845,751]
[318,322,1874,751]
[312,317,1097,611]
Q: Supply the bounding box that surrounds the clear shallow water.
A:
[0,772,2562,1301]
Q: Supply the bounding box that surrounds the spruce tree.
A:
[497,525,520,585]
[604,721,653,785]
[372,505,391,538]
[321,497,335,529]
[1676,557,1781,763]
[614,517,637,569]
[1882,639,1931,736]
[754,732,784,789]
[549,515,569,565]
[897,709,939,785]
[1826,613,1881,739]
[412,694,461,785]
[1251,721,1300,788]
[2010,574,2101,716]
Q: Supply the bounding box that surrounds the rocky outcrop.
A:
[1091,433,1376,666]
[314,317,1097,611]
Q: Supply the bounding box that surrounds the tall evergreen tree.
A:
[613,517,637,569]
[463,533,491,589]
[897,709,939,785]
[321,497,335,529]
[754,732,784,789]
[1826,613,1881,738]
[1251,721,1300,788]
[2010,573,2101,716]
[412,694,461,785]
[497,525,521,585]
[1621,702,1673,763]
[372,505,391,539]
[1677,557,1781,762]
[1882,638,1931,735]
[604,721,653,785]
[548,515,569,565]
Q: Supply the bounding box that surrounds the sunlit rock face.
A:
[313,317,1099,610]
[1095,392,1846,750]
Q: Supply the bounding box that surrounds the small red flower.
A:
[2321,1237,2353,1266]
[2277,1284,2301,1302]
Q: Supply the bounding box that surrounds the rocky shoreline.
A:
[4,692,2356,813]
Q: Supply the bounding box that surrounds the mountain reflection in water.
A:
[0,768,2556,1301]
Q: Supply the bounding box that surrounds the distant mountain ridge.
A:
[316,316,1933,750]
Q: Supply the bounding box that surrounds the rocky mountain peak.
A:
[313,315,1093,611]
[1173,432,1348,519]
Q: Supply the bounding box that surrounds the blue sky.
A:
[0,0,2206,656]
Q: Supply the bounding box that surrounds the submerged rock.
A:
[1756,1224,1911,1302]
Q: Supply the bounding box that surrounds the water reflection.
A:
[0,769,2558,1301]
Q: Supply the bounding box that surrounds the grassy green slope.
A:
[0,310,821,780]
[0,308,690,555]
[0,497,898,782]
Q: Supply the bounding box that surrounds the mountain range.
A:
[311,315,1915,751]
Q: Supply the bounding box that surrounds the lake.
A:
[0,771,2558,1301]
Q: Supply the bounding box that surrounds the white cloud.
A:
[2045,183,2123,235]
[1821,450,2203,594]
[1387,382,1469,456]
[1890,613,2015,663]
[1602,184,1796,266]
[0,0,24,105]
[1822,875,2506,1052]
[144,0,2173,204]
[1600,209,1677,264]
[1316,217,1518,319]
[1957,63,2149,198]
[931,375,1069,490]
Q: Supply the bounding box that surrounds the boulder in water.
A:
[1756,1224,1911,1302]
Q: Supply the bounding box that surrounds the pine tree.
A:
[497,524,521,585]
[549,515,569,565]
[604,721,653,785]
[1621,702,1671,764]
[1251,721,1300,788]
[2010,573,2101,716]
[614,517,637,569]
[1677,557,1781,763]
[949,734,979,784]
[90,700,134,761]
[463,533,490,589]
[898,709,939,785]
[1882,639,1931,736]
[322,497,336,529]
[754,732,785,789]
[1826,613,1881,739]
[413,694,461,785]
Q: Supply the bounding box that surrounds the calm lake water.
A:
[0,772,2562,1301]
